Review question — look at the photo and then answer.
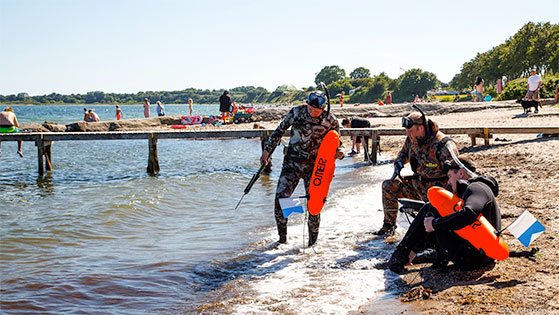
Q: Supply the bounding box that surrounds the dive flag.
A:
[507,210,546,247]
[279,197,305,219]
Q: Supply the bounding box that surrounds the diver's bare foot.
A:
[17,150,23,157]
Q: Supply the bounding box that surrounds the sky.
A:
[1,0,558,96]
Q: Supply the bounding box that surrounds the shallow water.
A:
[1,105,407,314]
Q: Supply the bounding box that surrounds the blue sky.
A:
[1,0,557,96]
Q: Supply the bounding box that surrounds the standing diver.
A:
[260,90,343,246]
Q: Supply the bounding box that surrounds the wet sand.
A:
[349,104,559,314]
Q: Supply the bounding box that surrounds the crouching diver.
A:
[375,105,458,236]
[260,90,343,246]
[387,156,501,273]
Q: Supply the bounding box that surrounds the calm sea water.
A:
[1,105,406,314]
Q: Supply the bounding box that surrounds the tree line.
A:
[2,22,556,105]
[450,22,558,90]
[0,87,299,105]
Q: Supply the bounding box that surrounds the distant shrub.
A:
[496,75,559,100]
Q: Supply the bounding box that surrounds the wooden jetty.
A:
[1,126,558,175]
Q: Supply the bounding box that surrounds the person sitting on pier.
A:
[0,106,24,158]
[260,91,344,246]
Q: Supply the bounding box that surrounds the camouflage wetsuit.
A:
[264,105,339,241]
[381,120,458,229]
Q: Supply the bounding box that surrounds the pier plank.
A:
[2,127,557,175]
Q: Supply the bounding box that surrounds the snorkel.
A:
[409,104,430,144]
[320,82,331,117]
[412,104,427,130]
[447,144,478,177]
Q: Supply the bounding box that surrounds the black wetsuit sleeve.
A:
[432,183,489,231]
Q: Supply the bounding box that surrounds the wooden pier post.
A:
[44,141,53,171]
[370,130,379,164]
[35,136,54,175]
[469,134,477,146]
[36,135,44,176]
[483,128,490,146]
[147,133,160,175]
[361,132,374,163]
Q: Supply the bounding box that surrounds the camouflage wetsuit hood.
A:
[395,119,455,179]
[265,104,339,244]
[264,105,339,159]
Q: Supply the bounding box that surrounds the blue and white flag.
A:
[507,210,546,247]
[279,197,305,219]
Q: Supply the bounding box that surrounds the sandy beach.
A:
[342,104,559,314]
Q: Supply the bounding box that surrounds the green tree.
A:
[450,22,559,91]
[349,67,371,79]
[393,68,439,102]
[326,79,353,99]
[314,65,346,86]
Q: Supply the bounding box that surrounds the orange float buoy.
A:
[308,130,339,215]
[427,186,509,260]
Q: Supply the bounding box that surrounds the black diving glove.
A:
[390,161,404,180]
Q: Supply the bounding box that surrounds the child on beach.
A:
[188,98,193,116]
[116,105,123,120]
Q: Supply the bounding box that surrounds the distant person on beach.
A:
[413,95,420,103]
[188,98,193,116]
[555,84,559,104]
[84,108,95,122]
[116,105,123,120]
[260,91,343,246]
[219,90,232,117]
[341,117,371,155]
[474,76,484,102]
[385,91,392,105]
[525,69,542,101]
[375,107,458,237]
[88,109,100,122]
[83,107,90,121]
[339,91,345,108]
[156,101,165,116]
[387,157,500,274]
[0,107,24,158]
[143,98,150,118]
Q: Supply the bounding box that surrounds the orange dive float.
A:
[308,130,339,215]
[427,186,509,260]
